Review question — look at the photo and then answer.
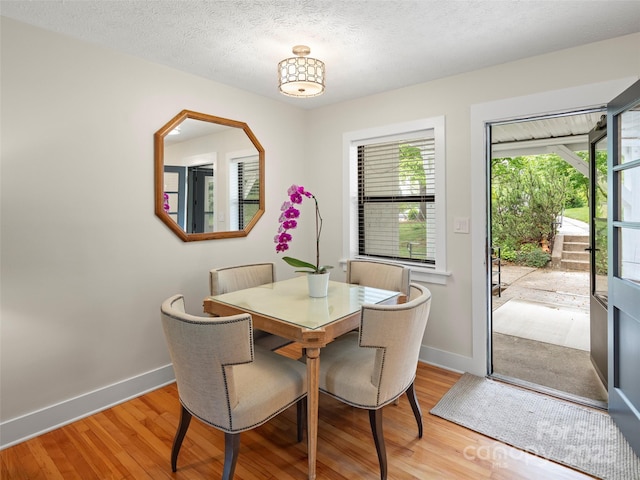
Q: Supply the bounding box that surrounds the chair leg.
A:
[223,433,241,480]
[171,405,192,472]
[405,381,423,438]
[368,409,388,480]
[297,397,307,442]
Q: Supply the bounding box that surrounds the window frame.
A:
[343,116,448,284]
[236,157,260,229]
[228,150,260,230]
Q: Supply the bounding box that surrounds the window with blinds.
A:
[357,134,436,264]
[236,157,260,229]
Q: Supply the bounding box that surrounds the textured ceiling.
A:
[2,0,639,109]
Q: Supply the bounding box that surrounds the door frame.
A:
[487,112,600,404]
[469,77,638,377]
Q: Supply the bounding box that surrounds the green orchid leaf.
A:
[282,256,318,271]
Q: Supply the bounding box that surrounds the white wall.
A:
[305,33,640,372]
[1,16,639,448]
[0,17,311,446]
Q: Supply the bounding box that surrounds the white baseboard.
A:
[419,345,478,375]
[0,364,175,450]
[1,350,470,450]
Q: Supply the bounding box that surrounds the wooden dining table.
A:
[203,276,401,480]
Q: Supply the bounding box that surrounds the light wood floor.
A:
[1,362,594,479]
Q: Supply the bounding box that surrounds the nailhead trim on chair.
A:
[179,393,308,434]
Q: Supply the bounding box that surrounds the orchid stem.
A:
[313,195,322,272]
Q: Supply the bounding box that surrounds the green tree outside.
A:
[492,154,571,266]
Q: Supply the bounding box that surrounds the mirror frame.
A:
[154,110,265,241]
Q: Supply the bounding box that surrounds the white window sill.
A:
[409,266,450,285]
[339,258,450,285]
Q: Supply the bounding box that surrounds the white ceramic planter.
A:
[307,272,330,297]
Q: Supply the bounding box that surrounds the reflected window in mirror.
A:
[163,164,214,233]
[163,166,185,228]
[154,110,264,241]
[230,153,260,230]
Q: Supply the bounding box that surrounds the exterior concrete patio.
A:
[491,266,607,405]
[490,216,607,405]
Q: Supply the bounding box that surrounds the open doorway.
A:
[488,110,608,409]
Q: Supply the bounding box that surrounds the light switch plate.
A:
[454,217,470,234]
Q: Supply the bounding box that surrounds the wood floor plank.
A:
[64,424,122,479]
[82,414,157,479]
[24,438,66,480]
[41,429,90,480]
[0,363,595,479]
[1,442,38,480]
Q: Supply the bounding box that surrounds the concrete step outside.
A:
[561,258,590,272]
[563,241,590,252]
[551,234,592,271]
[563,234,589,243]
[562,250,590,261]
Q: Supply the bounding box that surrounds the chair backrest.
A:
[161,294,253,430]
[346,259,410,297]
[359,283,431,406]
[210,262,275,295]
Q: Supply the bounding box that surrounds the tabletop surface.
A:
[207,277,399,330]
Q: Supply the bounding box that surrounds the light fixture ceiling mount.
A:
[278,45,325,98]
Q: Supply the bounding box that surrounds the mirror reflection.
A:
[154,110,264,241]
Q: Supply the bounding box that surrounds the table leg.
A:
[305,346,320,480]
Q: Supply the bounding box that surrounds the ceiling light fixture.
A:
[278,45,325,98]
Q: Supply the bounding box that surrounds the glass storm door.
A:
[588,116,608,388]
[607,79,640,457]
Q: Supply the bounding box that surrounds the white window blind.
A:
[358,135,436,264]
[230,156,260,229]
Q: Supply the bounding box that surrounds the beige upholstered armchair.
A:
[346,260,412,403]
[317,283,432,480]
[346,259,411,297]
[161,294,307,480]
[209,262,290,351]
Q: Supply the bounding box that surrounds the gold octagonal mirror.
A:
[154,110,265,241]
